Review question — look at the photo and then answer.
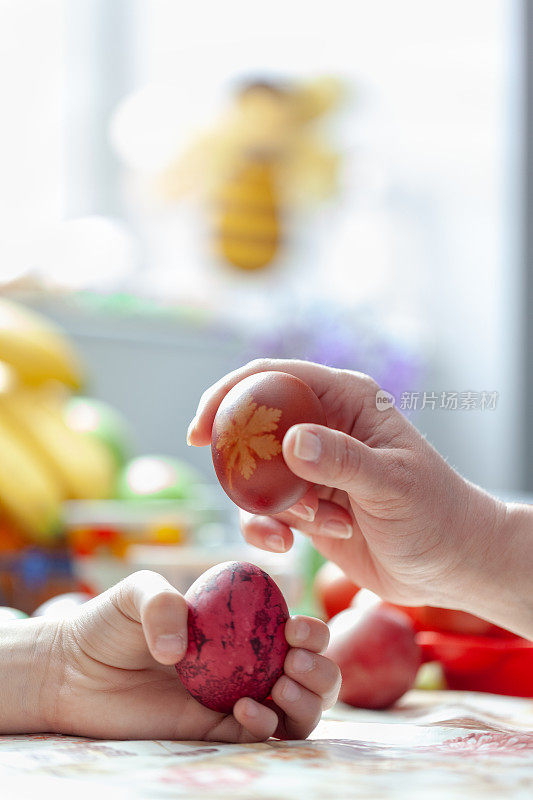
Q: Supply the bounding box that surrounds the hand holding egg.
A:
[25,568,339,741]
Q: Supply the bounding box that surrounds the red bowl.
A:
[416,631,533,697]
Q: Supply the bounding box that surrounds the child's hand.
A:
[30,571,339,741]
[188,359,514,623]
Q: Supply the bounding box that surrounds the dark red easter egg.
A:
[176,561,289,713]
[211,371,326,514]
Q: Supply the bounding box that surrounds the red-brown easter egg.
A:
[211,371,326,514]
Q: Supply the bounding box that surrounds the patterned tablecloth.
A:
[1,691,532,799]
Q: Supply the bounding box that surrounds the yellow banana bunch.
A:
[0,299,117,544]
[0,298,82,388]
[0,399,63,544]
[0,387,116,501]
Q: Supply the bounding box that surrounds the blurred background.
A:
[0,0,530,650]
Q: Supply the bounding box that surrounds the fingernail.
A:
[244,698,259,718]
[155,633,186,658]
[319,520,353,539]
[293,430,321,462]
[292,619,310,644]
[291,503,316,522]
[265,534,286,553]
[292,649,314,673]
[186,417,198,446]
[281,677,302,702]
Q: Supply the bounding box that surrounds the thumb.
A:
[282,424,385,496]
[113,570,189,666]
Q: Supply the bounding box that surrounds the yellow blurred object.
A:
[214,159,281,271]
[159,76,344,272]
[0,301,122,544]
[0,361,16,393]
[0,387,116,501]
[293,76,346,122]
[0,406,63,543]
[148,523,185,545]
[0,298,82,388]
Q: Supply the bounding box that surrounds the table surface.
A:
[1,691,532,800]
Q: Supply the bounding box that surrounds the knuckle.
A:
[360,373,380,394]
[116,571,148,601]
[130,569,157,584]
[387,451,419,501]
[341,369,380,395]
[245,357,272,372]
[329,433,360,487]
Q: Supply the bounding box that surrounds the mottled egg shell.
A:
[176,561,289,713]
[211,371,326,514]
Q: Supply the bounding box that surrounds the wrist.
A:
[0,617,62,734]
[455,498,533,638]
[492,502,533,637]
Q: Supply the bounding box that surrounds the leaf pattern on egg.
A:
[215,394,282,485]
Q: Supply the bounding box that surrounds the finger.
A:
[187,358,338,446]
[285,615,330,653]
[113,570,188,665]
[287,486,319,523]
[240,510,294,553]
[270,676,323,739]
[201,699,278,743]
[241,499,354,550]
[284,650,341,709]
[283,423,392,497]
[242,504,373,594]
[231,697,279,742]
[282,498,354,540]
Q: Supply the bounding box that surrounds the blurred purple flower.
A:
[242,304,423,405]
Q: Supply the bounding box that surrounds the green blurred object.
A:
[291,540,326,617]
[0,606,28,621]
[64,397,132,468]
[116,455,201,501]
[415,661,447,691]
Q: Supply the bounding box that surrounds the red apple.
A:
[211,371,326,514]
[326,603,421,709]
[313,561,359,620]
